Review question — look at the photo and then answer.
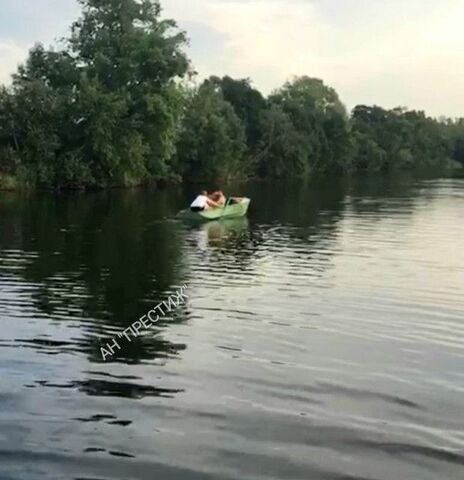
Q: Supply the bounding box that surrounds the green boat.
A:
[178,198,251,222]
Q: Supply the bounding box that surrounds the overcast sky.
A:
[1,0,463,117]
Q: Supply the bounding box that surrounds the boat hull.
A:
[178,198,251,222]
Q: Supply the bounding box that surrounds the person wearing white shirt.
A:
[190,191,221,212]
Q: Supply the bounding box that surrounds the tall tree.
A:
[256,105,310,178]
[206,76,266,152]
[264,76,351,175]
[70,0,190,183]
[176,82,246,182]
[0,0,190,188]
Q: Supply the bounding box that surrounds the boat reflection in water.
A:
[186,217,251,251]
[203,217,250,246]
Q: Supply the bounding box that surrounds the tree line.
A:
[0,0,463,190]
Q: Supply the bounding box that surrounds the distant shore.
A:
[1,0,463,191]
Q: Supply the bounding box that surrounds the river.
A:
[0,175,463,480]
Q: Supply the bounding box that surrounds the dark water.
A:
[1,176,463,480]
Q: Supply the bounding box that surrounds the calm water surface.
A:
[0,176,463,480]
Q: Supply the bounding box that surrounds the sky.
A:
[0,0,463,117]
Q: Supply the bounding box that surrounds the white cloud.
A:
[0,42,26,85]
[0,0,78,85]
[164,0,464,117]
[1,0,463,117]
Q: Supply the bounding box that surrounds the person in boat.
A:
[208,190,227,206]
[211,191,245,206]
[190,191,222,212]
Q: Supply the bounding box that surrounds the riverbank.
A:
[1,163,462,193]
[2,0,464,192]
[0,172,175,192]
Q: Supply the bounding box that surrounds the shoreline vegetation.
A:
[0,0,463,191]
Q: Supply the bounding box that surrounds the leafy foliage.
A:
[0,0,189,188]
[176,82,246,182]
[350,106,456,171]
[0,1,463,189]
[256,105,310,178]
[262,77,352,176]
[206,76,266,152]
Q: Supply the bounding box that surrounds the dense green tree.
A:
[176,82,246,181]
[206,76,266,152]
[444,119,464,166]
[14,44,79,91]
[265,76,351,175]
[0,1,463,189]
[350,105,455,171]
[350,131,387,171]
[5,43,90,187]
[255,105,309,178]
[271,76,347,117]
[72,0,189,183]
[0,88,19,175]
[0,0,189,188]
[1,76,67,185]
